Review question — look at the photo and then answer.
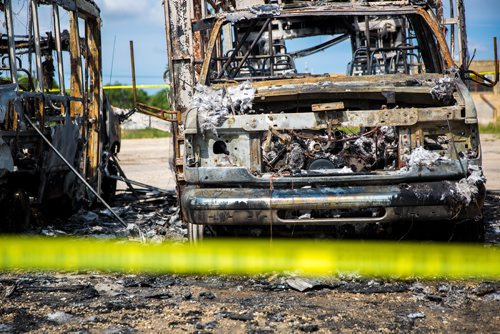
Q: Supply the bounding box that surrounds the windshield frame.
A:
[198,7,453,85]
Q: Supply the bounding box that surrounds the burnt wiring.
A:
[262,126,397,175]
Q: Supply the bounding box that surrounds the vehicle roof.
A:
[202,2,427,22]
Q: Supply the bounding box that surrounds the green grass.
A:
[121,128,172,140]
[479,123,500,135]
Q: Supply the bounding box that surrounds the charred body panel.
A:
[164,1,487,231]
[0,0,118,225]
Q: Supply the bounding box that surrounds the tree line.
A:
[105,82,170,110]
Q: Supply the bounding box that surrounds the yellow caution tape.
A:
[470,71,496,77]
[103,84,171,90]
[46,85,170,94]
[0,237,498,279]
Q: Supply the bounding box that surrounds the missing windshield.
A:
[206,14,440,83]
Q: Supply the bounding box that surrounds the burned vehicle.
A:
[164,0,497,240]
[0,0,119,229]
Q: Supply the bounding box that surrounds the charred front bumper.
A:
[182,179,485,226]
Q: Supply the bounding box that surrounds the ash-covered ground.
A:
[1,272,499,333]
[32,192,185,243]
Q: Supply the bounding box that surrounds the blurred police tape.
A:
[0,237,498,279]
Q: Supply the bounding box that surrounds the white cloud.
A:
[94,0,164,25]
[96,0,150,17]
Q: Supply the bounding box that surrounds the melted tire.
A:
[102,160,118,203]
[0,189,30,232]
[452,218,485,242]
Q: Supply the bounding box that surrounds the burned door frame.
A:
[163,0,197,186]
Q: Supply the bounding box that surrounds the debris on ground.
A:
[47,311,74,324]
[483,191,500,244]
[34,192,185,243]
[0,273,498,333]
[285,277,319,292]
[407,312,426,319]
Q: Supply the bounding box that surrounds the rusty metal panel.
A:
[311,102,346,112]
[86,16,103,184]
[164,0,195,115]
[69,12,84,117]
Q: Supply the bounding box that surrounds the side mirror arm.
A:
[464,37,499,88]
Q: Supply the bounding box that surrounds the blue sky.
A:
[95,0,167,87]
[95,0,500,87]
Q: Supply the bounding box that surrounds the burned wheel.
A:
[102,159,118,202]
[188,223,205,243]
[0,189,30,232]
[452,218,485,242]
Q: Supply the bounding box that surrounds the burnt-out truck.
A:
[0,0,119,229]
[163,0,498,240]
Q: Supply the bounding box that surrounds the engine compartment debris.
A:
[404,146,449,169]
[431,77,457,105]
[262,126,400,175]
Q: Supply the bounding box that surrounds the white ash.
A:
[301,166,354,175]
[404,147,448,169]
[193,84,229,138]
[298,212,312,220]
[249,4,281,16]
[193,82,255,137]
[430,77,456,105]
[338,166,354,174]
[466,165,486,185]
[225,12,255,23]
[454,166,486,205]
[227,81,255,114]
[408,312,426,319]
[353,136,376,157]
[47,312,74,324]
[286,143,305,172]
[379,126,397,142]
